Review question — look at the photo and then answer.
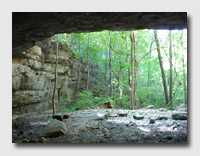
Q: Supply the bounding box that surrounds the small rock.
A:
[95,112,110,120]
[21,139,29,143]
[178,108,187,112]
[118,111,128,117]
[52,115,63,121]
[28,139,38,143]
[52,113,70,121]
[129,121,136,126]
[149,119,155,124]
[159,108,167,112]
[157,116,168,120]
[133,114,144,120]
[146,105,156,109]
[99,102,112,109]
[166,136,173,140]
[20,131,25,134]
[38,137,46,143]
[110,113,118,117]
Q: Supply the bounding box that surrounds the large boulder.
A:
[39,119,67,137]
[172,112,187,120]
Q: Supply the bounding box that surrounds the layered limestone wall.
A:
[12,45,87,115]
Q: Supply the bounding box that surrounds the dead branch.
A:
[164,82,182,108]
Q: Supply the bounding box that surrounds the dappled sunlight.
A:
[157,126,178,132]
[97,113,104,117]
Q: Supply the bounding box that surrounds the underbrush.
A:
[58,91,112,112]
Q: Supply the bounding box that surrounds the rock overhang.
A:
[12,12,187,56]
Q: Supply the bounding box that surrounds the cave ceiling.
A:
[12,12,187,57]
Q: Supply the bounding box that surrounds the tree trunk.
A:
[109,31,113,99]
[114,48,116,105]
[119,54,123,107]
[134,32,140,109]
[154,30,169,105]
[148,40,153,87]
[180,30,187,108]
[118,33,123,108]
[77,39,81,89]
[182,55,187,108]
[86,33,90,91]
[126,34,130,86]
[105,51,107,80]
[52,34,59,115]
[169,30,173,108]
[130,31,135,110]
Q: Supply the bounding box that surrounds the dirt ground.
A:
[12,108,187,143]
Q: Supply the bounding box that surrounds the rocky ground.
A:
[12,105,187,143]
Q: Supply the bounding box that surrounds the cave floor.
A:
[12,108,187,143]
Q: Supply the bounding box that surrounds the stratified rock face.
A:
[12,12,187,55]
[12,45,87,115]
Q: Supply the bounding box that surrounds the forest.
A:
[44,29,187,113]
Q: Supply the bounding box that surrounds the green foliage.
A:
[71,91,112,110]
[76,91,94,109]
[57,98,76,113]
[54,29,187,111]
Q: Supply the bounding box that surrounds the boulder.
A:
[172,112,187,120]
[39,119,67,137]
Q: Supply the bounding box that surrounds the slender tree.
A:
[52,34,59,115]
[109,31,113,99]
[86,33,90,91]
[134,31,140,109]
[130,31,135,110]
[154,30,169,105]
[77,35,81,89]
[119,32,123,108]
[179,30,187,108]
[169,30,173,108]
[105,51,108,80]
[182,55,187,108]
